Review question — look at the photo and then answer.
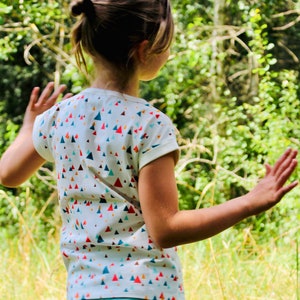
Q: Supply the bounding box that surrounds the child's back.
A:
[33,87,183,299]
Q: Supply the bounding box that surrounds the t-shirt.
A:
[32,88,184,300]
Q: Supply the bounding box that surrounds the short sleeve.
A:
[138,113,179,170]
[32,113,55,162]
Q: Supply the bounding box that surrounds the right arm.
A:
[138,148,298,248]
[0,82,70,187]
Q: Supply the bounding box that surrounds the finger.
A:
[62,93,73,100]
[271,148,293,175]
[265,163,272,176]
[38,82,55,103]
[275,180,298,200]
[290,149,298,160]
[47,84,67,104]
[275,149,298,179]
[277,159,298,187]
[28,87,40,110]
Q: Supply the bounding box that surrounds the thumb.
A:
[265,163,272,176]
[62,93,73,100]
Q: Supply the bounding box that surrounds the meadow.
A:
[0,198,299,300]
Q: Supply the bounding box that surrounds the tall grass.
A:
[0,232,66,299]
[179,228,300,300]
[0,189,66,300]
[0,189,299,300]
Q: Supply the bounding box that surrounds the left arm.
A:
[138,149,298,248]
[0,82,70,187]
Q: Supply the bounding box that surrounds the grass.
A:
[0,188,299,299]
[179,229,299,300]
[0,189,66,300]
[0,233,66,300]
[0,227,298,300]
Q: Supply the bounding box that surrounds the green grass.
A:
[0,227,298,300]
[0,230,66,300]
[0,190,299,300]
[179,229,299,300]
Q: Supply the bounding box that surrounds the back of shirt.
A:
[33,88,184,300]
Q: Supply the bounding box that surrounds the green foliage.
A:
[0,0,72,124]
[1,2,300,298]
[0,0,69,237]
[0,0,300,247]
[143,1,300,240]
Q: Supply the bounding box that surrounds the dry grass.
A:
[0,234,66,299]
[0,228,298,300]
[0,189,299,300]
[0,189,66,300]
[179,229,299,300]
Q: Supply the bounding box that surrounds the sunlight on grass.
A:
[0,232,66,300]
[0,186,298,300]
[179,228,299,300]
[0,189,66,300]
[0,227,298,299]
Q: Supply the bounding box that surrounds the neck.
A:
[91,78,139,97]
[91,60,140,97]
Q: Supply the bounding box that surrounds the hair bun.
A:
[70,0,94,17]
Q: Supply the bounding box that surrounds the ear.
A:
[136,40,150,64]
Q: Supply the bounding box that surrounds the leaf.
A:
[0,3,12,14]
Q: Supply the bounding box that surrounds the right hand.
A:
[246,148,298,215]
[23,82,72,127]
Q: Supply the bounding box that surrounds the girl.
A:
[0,0,298,299]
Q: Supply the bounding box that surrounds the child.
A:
[0,0,298,299]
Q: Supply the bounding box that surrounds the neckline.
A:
[83,87,146,103]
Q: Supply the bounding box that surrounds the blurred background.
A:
[0,0,300,299]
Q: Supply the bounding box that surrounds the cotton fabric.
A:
[33,88,184,300]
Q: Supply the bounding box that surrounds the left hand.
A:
[23,82,72,127]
